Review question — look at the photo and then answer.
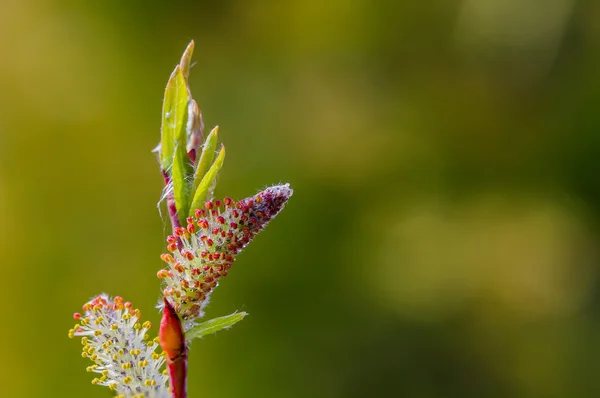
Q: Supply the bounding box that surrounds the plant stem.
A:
[167,355,188,398]
[160,277,189,398]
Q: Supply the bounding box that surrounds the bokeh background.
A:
[2,0,600,397]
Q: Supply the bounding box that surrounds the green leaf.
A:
[179,40,195,80]
[160,66,190,171]
[172,141,193,226]
[189,145,225,215]
[192,126,219,191]
[186,312,248,341]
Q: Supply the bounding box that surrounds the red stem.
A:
[162,170,182,231]
[160,173,188,397]
[167,355,188,398]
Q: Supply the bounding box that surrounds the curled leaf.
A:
[186,99,204,156]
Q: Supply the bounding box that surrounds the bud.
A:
[159,298,186,361]
[160,298,187,398]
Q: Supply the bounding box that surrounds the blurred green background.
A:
[2,0,600,397]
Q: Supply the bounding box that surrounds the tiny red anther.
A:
[190,303,201,313]
[181,251,194,261]
[197,219,209,229]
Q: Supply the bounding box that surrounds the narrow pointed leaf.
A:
[192,126,218,191]
[189,145,225,215]
[160,66,190,171]
[179,40,195,80]
[172,141,193,226]
[186,312,248,341]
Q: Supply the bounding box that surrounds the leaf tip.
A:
[180,41,195,79]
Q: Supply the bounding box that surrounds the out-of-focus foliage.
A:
[1,0,600,397]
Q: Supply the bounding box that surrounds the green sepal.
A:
[160,66,190,171]
[192,126,219,192]
[189,145,225,215]
[185,312,248,341]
